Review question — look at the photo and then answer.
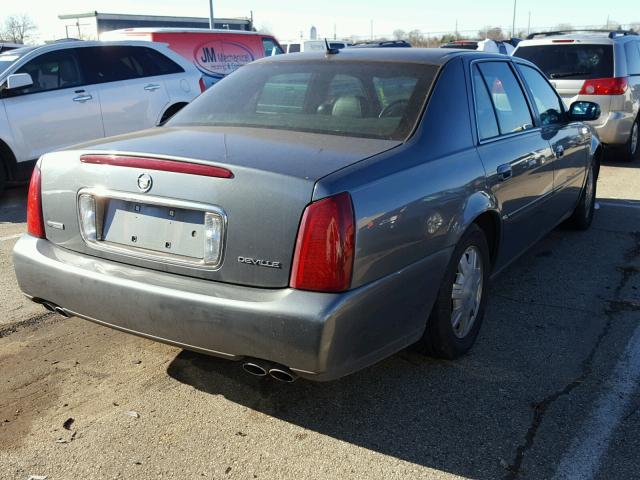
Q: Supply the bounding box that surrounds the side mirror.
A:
[568,101,601,122]
[6,73,33,90]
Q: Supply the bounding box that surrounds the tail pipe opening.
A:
[241,359,298,382]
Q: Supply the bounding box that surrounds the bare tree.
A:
[2,14,37,44]
[393,29,406,40]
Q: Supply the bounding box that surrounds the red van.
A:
[101,28,283,87]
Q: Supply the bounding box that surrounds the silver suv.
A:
[514,30,640,161]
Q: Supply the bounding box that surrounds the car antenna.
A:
[325,38,339,55]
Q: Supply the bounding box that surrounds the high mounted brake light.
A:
[290,192,355,293]
[27,162,45,238]
[80,155,233,178]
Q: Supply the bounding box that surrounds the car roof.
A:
[255,47,511,66]
[14,40,172,55]
[518,30,638,47]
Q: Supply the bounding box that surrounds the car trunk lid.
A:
[40,126,400,288]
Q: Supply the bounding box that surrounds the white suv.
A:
[514,30,640,161]
[0,40,204,193]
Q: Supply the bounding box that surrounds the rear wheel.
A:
[420,224,490,359]
[569,162,596,230]
[622,118,639,162]
[0,162,6,197]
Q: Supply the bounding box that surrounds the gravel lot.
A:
[1,156,639,480]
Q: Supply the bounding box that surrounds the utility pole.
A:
[455,19,458,40]
[511,0,517,38]
[334,24,337,40]
[527,11,531,36]
[208,0,214,29]
[370,20,373,40]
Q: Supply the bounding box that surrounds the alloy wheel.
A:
[450,246,484,339]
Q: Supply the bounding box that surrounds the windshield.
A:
[168,60,438,141]
[514,44,614,80]
[0,47,34,75]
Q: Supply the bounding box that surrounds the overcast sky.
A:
[7,0,639,42]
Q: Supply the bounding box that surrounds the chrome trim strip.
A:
[77,188,227,271]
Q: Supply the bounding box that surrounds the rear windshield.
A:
[514,44,614,79]
[168,61,438,141]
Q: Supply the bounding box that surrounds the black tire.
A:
[420,224,490,359]
[569,162,596,230]
[0,162,6,197]
[621,117,639,162]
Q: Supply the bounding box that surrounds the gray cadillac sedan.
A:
[13,48,602,382]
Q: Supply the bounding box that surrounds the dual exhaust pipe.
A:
[242,360,297,383]
[40,300,70,318]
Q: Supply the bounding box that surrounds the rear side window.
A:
[288,44,301,53]
[518,65,564,125]
[625,41,640,76]
[514,44,614,80]
[16,49,83,94]
[472,65,500,140]
[77,46,181,84]
[133,47,184,75]
[477,62,534,135]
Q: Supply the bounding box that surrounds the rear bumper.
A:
[13,235,450,381]
[590,110,635,146]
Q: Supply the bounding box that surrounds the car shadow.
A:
[0,186,27,223]
[165,200,634,479]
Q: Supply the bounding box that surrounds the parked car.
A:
[0,40,203,194]
[514,30,640,161]
[101,28,284,87]
[441,39,520,54]
[281,40,350,53]
[351,40,411,48]
[13,48,601,382]
[0,42,24,54]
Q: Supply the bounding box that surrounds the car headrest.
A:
[332,95,364,117]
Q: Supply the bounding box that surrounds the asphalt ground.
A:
[0,156,639,480]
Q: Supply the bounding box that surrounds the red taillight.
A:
[27,163,45,238]
[199,77,206,93]
[80,155,233,178]
[579,77,628,95]
[552,39,575,43]
[290,192,355,293]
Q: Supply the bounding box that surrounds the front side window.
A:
[169,61,438,141]
[477,62,534,135]
[15,49,82,94]
[262,38,283,57]
[518,65,564,125]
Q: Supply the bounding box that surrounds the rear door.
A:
[76,46,171,137]
[2,48,103,161]
[516,63,588,218]
[472,60,555,266]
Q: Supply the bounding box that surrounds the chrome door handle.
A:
[73,94,93,102]
[497,164,513,181]
[144,84,161,91]
[554,145,565,158]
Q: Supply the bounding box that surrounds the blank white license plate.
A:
[102,199,205,259]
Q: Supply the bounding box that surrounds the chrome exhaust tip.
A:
[268,368,297,383]
[54,306,70,318]
[41,302,56,313]
[242,362,268,377]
